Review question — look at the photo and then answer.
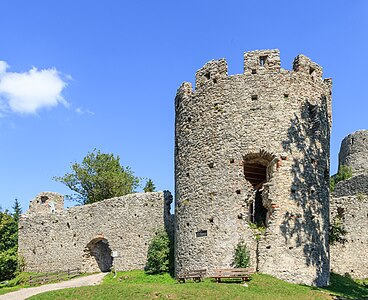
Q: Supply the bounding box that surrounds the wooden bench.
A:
[210,268,255,283]
[177,269,207,283]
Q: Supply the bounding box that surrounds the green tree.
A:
[0,205,20,281]
[144,179,156,193]
[232,239,250,268]
[145,230,170,274]
[54,149,140,205]
[12,198,22,223]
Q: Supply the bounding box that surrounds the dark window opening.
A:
[204,72,211,80]
[244,162,268,226]
[213,78,217,83]
[309,67,315,76]
[67,222,70,229]
[260,56,267,67]
[251,95,258,100]
[187,117,191,122]
[236,190,241,194]
[230,158,235,163]
[284,94,289,99]
[40,196,48,203]
[252,69,257,74]
[208,162,214,168]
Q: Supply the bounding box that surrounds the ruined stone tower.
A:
[175,49,332,286]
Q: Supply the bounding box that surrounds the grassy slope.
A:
[27,270,332,300]
[1,270,363,300]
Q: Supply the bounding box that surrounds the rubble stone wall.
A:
[19,191,173,273]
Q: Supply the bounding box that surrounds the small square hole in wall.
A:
[260,56,267,67]
[251,95,258,100]
[309,67,315,76]
[236,190,241,195]
[230,158,234,163]
[284,94,289,99]
[208,162,214,168]
[204,72,211,80]
[252,69,257,74]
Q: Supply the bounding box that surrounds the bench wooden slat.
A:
[177,269,207,283]
[210,268,255,283]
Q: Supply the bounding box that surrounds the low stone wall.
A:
[19,191,173,273]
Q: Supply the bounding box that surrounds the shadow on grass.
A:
[317,273,368,299]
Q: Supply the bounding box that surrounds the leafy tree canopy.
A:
[54,149,140,205]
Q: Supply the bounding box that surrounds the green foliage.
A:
[330,165,353,192]
[0,201,21,282]
[145,230,171,275]
[54,149,140,205]
[11,199,22,223]
[0,248,17,281]
[329,216,347,245]
[357,193,366,202]
[232,239,250,268]
[0,210,18,251]
[143,179,156,193]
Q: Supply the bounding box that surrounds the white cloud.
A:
[75,107,95,115]
[0,61,68,114]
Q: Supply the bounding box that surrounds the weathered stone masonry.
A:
[174,49,332,286]
[19,191,173,273]
[330,130,368,279]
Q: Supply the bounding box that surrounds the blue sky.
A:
[0,1,367,211]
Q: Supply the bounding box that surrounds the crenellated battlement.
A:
[193,50,328,92]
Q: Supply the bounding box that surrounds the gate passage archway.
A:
[83,237,113,272]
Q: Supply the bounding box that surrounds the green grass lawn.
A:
[25,270,368,300]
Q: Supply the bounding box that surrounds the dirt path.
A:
[0,272,108,300]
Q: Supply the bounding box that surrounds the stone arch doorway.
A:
[243,152,275,226]
[83,237,113,272]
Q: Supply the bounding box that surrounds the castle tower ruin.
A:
[174,49,332,286]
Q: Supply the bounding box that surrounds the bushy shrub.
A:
[329,217,347,245]
[0,248,17,281]
[145,230,171,274]
[330,165,353,192]
[232,239,250,268]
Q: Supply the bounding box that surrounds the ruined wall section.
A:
[331,130,368,279]
[330,191,368,279]
[19,191,173,273]
[338,130,368,175]
[175,49,332,286]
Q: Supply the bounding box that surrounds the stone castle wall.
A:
[175,49,332,286]
[331,130,368,279]
[19,191,173,273]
